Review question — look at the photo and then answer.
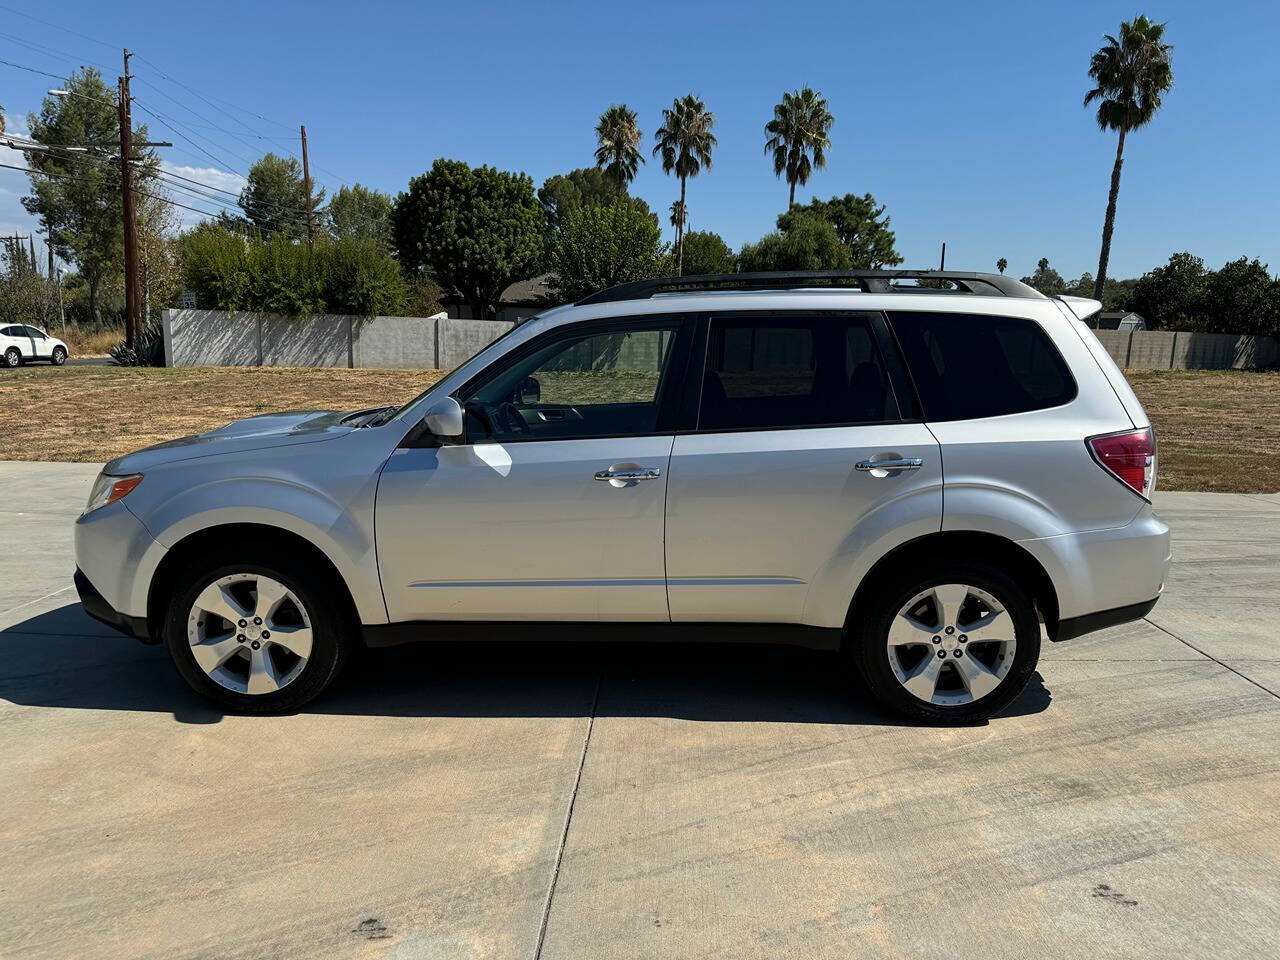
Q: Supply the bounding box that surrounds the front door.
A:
[664,311,943,625]
[377,316,691,621]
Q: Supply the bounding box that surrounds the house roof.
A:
[499,273,554,305]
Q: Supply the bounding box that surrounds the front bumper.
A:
[75,568,152,641]
[74,499,166,631]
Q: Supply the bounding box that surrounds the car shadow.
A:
[0,603,1052,727]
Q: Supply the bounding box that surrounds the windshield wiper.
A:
[341,406,395,427]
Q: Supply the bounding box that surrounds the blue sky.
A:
[2,0,1277,281]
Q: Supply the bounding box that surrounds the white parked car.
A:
[74,270,1170,723]
[1,324,68,366]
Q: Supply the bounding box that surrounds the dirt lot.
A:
[0,365,1276,491]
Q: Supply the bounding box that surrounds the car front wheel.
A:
[51,346,67,365]
[164,556,350,713]
[850,564,1041,724]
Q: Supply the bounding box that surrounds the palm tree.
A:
[594,104,644,187]
[669,199,686,233]
[764,87,834,209]
[653,94,716,276]
[1084,15,1173,299]
[997,258,1008,274]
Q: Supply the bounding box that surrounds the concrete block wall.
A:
[1094,330,1132,367]
[261,314,351,367]
[437,318,512,369]
[164,310,261,366]
[352,316,438,368]
[1126,330,1178,369]
[163,310,512,369]
[163,310,1279,372]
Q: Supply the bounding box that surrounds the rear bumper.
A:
[1054,596,1159,643]
[1017,508,1172,622]
[74,568,152,642]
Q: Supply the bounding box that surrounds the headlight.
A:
[84,473,143,515]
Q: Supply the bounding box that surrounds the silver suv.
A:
[74,271,1171,723]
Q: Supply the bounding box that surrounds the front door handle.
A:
[855,457,923,473]
[594,467,662,481]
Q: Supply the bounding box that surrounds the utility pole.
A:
[300,124,315,245]
[939,242,946,271]
[118,49,140,348]
[56,267,66,337]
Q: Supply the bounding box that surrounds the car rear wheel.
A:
[51,346,67,365]
[3,348,20,368]
[850,564,1040,724]
[164,555,350,713]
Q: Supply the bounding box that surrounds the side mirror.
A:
[423,396,464,439]
[516,375,541,405]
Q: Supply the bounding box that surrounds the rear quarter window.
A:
[888,311,1076,421]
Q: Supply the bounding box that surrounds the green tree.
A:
[1084,15,1174,300]
[996,257,1008,274]
[326,183,392,249]
[594,104,644,187]
[653,94,716,277]
[180,225,405,318]
[738,212,852,273]
[763,87,834,209]
[21,69,158,324]
[1064,271,1137,312]
[538,167,629,241]
[1021,257,1066,295]
[680,230,735,276]
[392,158,544,318]
[548,199,665,302]
[782,193,901,268]
[238,153,323,238]
[1201,258,1278,338]
[1127,252,1208,329]
[319,237,406,317]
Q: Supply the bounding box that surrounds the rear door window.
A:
[698,313,900,430]
[887,311,1076,421]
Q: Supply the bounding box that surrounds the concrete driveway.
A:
[1,460,1277,960]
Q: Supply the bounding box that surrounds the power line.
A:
[131,99,251,176]
[0,55,66,80]
[0,29,111,72]
[0,4,119,52]
[132,52,299,133]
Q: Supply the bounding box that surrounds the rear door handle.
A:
[595,467,662,481]
[855,457,923,473]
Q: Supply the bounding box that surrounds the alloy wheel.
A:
[886,583,1017,706]
[186,572,313,695]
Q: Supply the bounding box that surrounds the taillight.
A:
[1087,427,1156,500]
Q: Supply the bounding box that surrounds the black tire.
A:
[51,346,67,365]
[849,562,1041,724]
[3,348,20,368]
[163,551,352,713]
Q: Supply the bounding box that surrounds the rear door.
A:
[1,326,33,358]
[664,311,943,625]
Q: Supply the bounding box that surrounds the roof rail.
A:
[577,270,1045,305]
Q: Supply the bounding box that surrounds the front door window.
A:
[461,323,681,443]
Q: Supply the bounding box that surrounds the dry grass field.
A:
[0,365,1276,491]
[60,325,126,356]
